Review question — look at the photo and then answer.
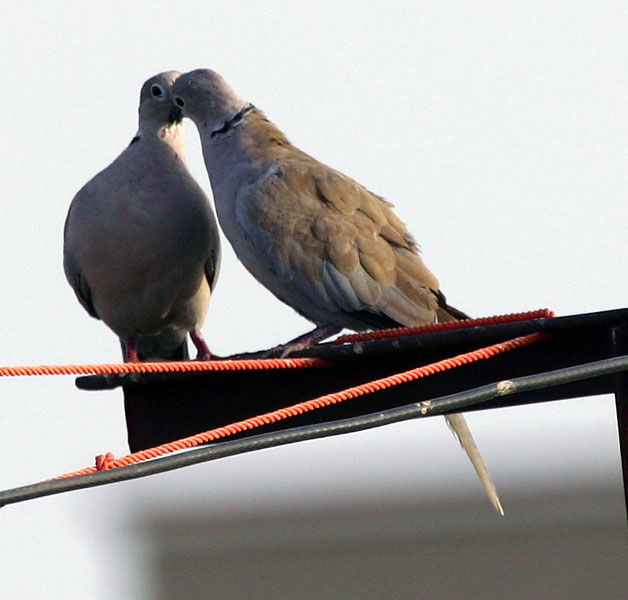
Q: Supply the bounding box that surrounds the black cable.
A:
[1,354,627,508]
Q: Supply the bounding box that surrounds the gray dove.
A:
[64,71,220,362]
[172,69,503,514]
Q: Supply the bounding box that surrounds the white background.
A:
[1,2,627,597]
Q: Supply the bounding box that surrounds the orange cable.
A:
[335,308,555,344]
[0,357,330,378]
[54,331,549,480]
[0,310,553,378]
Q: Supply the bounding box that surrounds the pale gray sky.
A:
[1,2,627,597]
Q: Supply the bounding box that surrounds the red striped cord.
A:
[335,308,555,344]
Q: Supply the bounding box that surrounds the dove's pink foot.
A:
[190,330,215,360]
[124,337,140,363]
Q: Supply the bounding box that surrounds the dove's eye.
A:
[174,96,186,108]
[151,84,164,98]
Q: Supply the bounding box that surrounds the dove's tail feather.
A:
[444,412,505,516]
[445,413,504,516]
[431,303,502,513]
[433,289,470,322]
[437,303,470,322]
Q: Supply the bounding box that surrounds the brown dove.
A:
[172,69,503,514]
[64,71,221,362]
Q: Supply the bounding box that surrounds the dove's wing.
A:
[235,159,442,328]
[63,190,100,320]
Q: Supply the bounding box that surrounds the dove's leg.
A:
[227,325,341,359]
[267,325,341,357]
[190,330,213,360]
[123,337,140,363]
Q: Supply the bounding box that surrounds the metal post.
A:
[611,324,628,524]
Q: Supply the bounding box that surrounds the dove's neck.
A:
[134,121,186,157]
[201,109,294,189]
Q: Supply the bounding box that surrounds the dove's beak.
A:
[168,105,183,125]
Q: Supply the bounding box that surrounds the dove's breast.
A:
[66,148,215,338]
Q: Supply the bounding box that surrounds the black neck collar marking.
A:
[211,103,255,138]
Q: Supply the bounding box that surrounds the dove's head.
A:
[138,71,184,127]
[172,69,249,133]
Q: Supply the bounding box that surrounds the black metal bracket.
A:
[75,308,628,520]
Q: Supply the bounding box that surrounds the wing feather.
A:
[235,160,442,327]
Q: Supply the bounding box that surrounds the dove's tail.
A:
[436,303,470,322]
[434,289,470,322]
[444,412,505,515]
[432,297,503,513]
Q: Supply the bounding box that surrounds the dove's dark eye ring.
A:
[174,96,186,108]
[151,84,165,98]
